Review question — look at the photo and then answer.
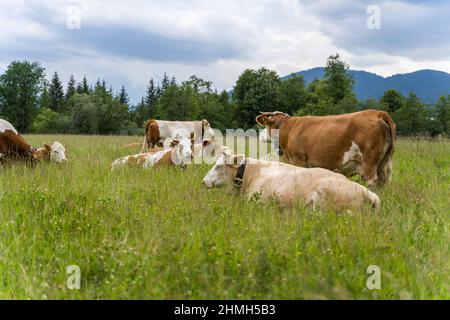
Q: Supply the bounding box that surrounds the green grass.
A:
[0,135,449,299]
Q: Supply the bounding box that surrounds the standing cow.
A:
[0,119,67,164]
[256,110,396,188]
[141,119,215,152]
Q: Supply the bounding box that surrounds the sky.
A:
[1,0,450,104]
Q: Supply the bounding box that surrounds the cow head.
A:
[171,136,193,167]
[256,111,288,143]
[33,141,67,163]
[202,119,215,142]
[202,150,245,188]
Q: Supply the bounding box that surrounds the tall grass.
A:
[0,135,448,299]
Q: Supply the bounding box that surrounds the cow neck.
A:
[233,160,247,190]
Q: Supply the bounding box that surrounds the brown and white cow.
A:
[0,119,35,161]
[256,110,396,188]
[112,136,193,170]
[141,119,215,152]
[202,150,380,211]
[0,119,67,164]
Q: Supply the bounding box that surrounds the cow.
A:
[33,142,68,164]
[111,136,193,170]
[0,119,67,164]
[256,110,396,188]
[202,150,380,211]
[0,119,35,161]
[141,119,215,152]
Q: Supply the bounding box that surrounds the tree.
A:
[132,98,148,128]
[144,78,158,119]
[67,91,130,134]
[281,74,307,115]
[431,95,450,136]
[77,76,90,94]
[393,92,428,135]
[118,85,130,107]
[0,61,45,132]
[40,81,51,110]
[161,73,170,92]
[48,71,65,112]
[233,68,282,128]
[30,108,58,133]
[381,89,403,113]
[66,75,77,102]
[323,54,355,106]
[321,54,357,114]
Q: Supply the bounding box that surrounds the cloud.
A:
[0,0,449,103]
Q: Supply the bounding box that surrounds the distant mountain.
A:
[283,68,450,103]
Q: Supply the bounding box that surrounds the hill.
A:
[283,68,450,103]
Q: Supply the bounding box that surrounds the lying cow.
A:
[256,110,396,188]
[142,119,215,152]
[202,151,380,211]
[0,119,67,164]
[111,136,192,170]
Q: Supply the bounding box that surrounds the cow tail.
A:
[376,112,396,185]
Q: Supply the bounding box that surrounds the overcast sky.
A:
[1,0,449,103]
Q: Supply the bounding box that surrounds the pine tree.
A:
[48,71,65,112]
[66,75,76,101]
[161,73,170,92]
[145,78,158,117]
[77,76,90,94]
[40,80,51,110]
[118,85,130,107]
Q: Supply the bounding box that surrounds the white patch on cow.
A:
[202,153,229,188]
[50,141,67,163]
[202,151,243,188]
[0,119,18,134]
[259,127,271,143]
[342,141,362,167]
[203,125,215,142]
[162,138,174,150]
[171,137,192,165]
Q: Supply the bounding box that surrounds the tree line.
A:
[0,55,449,136]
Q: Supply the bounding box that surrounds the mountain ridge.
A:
[283,68,450,103]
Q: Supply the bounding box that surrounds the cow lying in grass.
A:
[111,136,193,170]
[202,150,380,211]
[0,119,67,164]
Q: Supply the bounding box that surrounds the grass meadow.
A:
[0,134,448,299]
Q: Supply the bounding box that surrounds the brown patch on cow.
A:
[33,145,51,161]
[126,154,148,167]
[144,119,162,149]
[0,129,35,162]
[153,150,175,168]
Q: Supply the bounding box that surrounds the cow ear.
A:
[44,144,51,151]
[256,115,269,126]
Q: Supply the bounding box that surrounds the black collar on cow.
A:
[233,161,247,190]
